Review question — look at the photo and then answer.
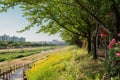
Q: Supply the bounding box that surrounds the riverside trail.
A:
[0,47,66,80]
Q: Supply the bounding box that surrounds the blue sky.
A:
[0,6,62,42]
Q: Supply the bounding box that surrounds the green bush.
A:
[0,58,5,62]
[12,55,24,59]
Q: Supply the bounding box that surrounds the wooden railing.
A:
[0,60,36,80]
[0,54,46,80]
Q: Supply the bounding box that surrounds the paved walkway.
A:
[9,68,24,80]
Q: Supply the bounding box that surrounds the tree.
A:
[1,0,120,59]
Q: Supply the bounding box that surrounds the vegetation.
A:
[0,46,57,62]
[0,0,119,53]
[0,0,120,79]
[26,47,106,80]
[0,41,65,49]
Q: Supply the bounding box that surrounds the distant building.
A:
[52,40,60,44]
[20,37,25,42]
[0,36,3,41]
[31,40,66,45]
[51,39,66,45]
[0,34,26,42]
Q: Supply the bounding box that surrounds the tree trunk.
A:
[93,25,99,60]
[111,0,120,40]
[87,33,91,53]
[93,36,97,60]
[87,38,91,53]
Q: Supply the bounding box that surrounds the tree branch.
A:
[75,0,109,33]
[57,7,80,32]
[52,17,82,36]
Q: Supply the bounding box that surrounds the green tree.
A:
[1,0,120,58]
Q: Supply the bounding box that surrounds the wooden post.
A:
[16,64,18,70]
[23,69,27,80]
[0,69,1,74]
[9,67,12,79]
[6,72,8,80]
[3,71,5,80]
[13,65,15,72]
[24,77,27,80]
[0,69,1,79]
[24,64,26,69]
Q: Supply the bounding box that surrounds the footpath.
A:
[0,47,64,80]
[9,68,24,80]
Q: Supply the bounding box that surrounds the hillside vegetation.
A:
[26,47,104,80]
[0,46,57,62]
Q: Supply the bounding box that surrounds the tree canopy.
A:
[0,0,120,53]
[1,0,120,79]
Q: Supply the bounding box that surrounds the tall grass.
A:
[26,47,104,80]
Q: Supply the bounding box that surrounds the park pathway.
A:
[9,68,24,80]
[0,47,65,80]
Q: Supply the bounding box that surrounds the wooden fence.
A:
[0,60,36,80]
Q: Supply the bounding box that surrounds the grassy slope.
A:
[26,47,105,80]
[0,46,65,70]
[0,46,57,61]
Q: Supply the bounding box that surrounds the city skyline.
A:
[0,34,25,42]
[0,6,62,42]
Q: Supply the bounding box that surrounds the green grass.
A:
[26,47,106,80]
[0,46,59,62]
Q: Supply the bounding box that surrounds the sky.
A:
[0,6,62,42]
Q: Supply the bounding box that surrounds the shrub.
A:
[0,58,5,62]
[26,47,91,80]
[12,55,24,59]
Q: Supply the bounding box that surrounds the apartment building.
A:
[0,34,25,42]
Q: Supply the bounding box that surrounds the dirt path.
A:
[0,48,63,70]
[0,47,41,52]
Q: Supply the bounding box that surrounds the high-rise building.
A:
[0,34,26,42]
[0,36,3,41]
[20,37,25,42]
[2,34,9,41]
